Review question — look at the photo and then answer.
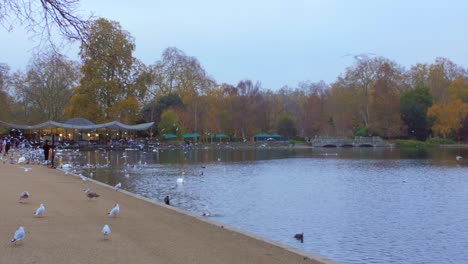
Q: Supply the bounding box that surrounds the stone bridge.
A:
[310,137,386,147]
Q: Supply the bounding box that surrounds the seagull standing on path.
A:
[114,182,122,191]
[102,224,111,239]
[11,226,25,245]
[34,203,45,217]
[19,191,30,203]
[107,203,120,217]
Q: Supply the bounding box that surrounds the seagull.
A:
[114,182,122,191]
[34,203,45,217]
[84,188,100,199]
[19,191,30,203]
[176,177,184,184]
[107,203,120,217]
[11,226,25,245]
[80,174,88,182]
[102,224,111,239]
[17,156,26,164]
[294,232,304,243]
[456,155,462,161]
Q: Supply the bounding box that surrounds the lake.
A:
[58,145,468,264]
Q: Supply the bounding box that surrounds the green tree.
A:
[400,86,433,140]
[158,109,179,137]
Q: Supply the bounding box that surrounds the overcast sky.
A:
[1,0,467,89]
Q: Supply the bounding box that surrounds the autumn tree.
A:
[0,63,12,121]
[428,100,468,138]
[400,86,433,140]
[149,47,214,132]
[66,18,147,123]
[368,63,402,138]
[13,51,79,122]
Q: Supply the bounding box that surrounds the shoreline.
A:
[0,160,334,264]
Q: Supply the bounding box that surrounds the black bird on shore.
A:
[294,232,304,243]
[164,195,170,205]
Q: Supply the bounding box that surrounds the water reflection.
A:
[59,146,468,264]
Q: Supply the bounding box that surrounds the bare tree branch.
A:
[0,0,91,43]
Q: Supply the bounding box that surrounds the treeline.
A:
[1,18,468,141]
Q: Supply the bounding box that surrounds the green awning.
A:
[254,133,271,138]
[213,133,228,138]
[270,133,281,138]
[163,134,177,139]
[183,133,201,138]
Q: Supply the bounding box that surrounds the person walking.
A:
[43,140,51,164]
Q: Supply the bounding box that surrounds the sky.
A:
[1,0,468,90]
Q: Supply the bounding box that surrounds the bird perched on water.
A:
[102,224,111,239]
[34,203,45,217]
[294,232,304,243]
[107,203,120,217]
[114,182,122,191]
[456,155,463,161]
[19,191,30,203]
[84,188,100,199]
[11,226,25,245]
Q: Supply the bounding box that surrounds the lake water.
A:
[59,145,468,264]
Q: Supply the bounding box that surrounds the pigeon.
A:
[102,224,111,239]
[114,182,122,191]
[107,203,120,217]
[34,203,45,217]
[84,188,100,199]
[19,191,30,203]
[11,226,25,245]
[294,232,304,243]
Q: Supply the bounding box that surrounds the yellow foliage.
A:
[427,99,468,138]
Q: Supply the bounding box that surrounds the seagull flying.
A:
[85,188,100,199]
[114,182,122,191]
[19,191,30,203]
[34,203,45,217]
[11,226,25,245]
[102,224,111,239]
[107,203,120,217]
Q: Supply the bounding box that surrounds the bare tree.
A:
[0,0,90,42]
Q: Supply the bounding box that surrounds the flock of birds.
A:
[11,175,122,245]
[2,148,128,246]
[2,145,320,247]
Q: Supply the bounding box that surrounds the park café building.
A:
[0,118,154,145]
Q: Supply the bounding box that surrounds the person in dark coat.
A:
[43,140,51,163]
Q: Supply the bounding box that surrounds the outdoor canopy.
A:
[0,118,154,131]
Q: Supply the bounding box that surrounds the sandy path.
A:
[0,161,333,264]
